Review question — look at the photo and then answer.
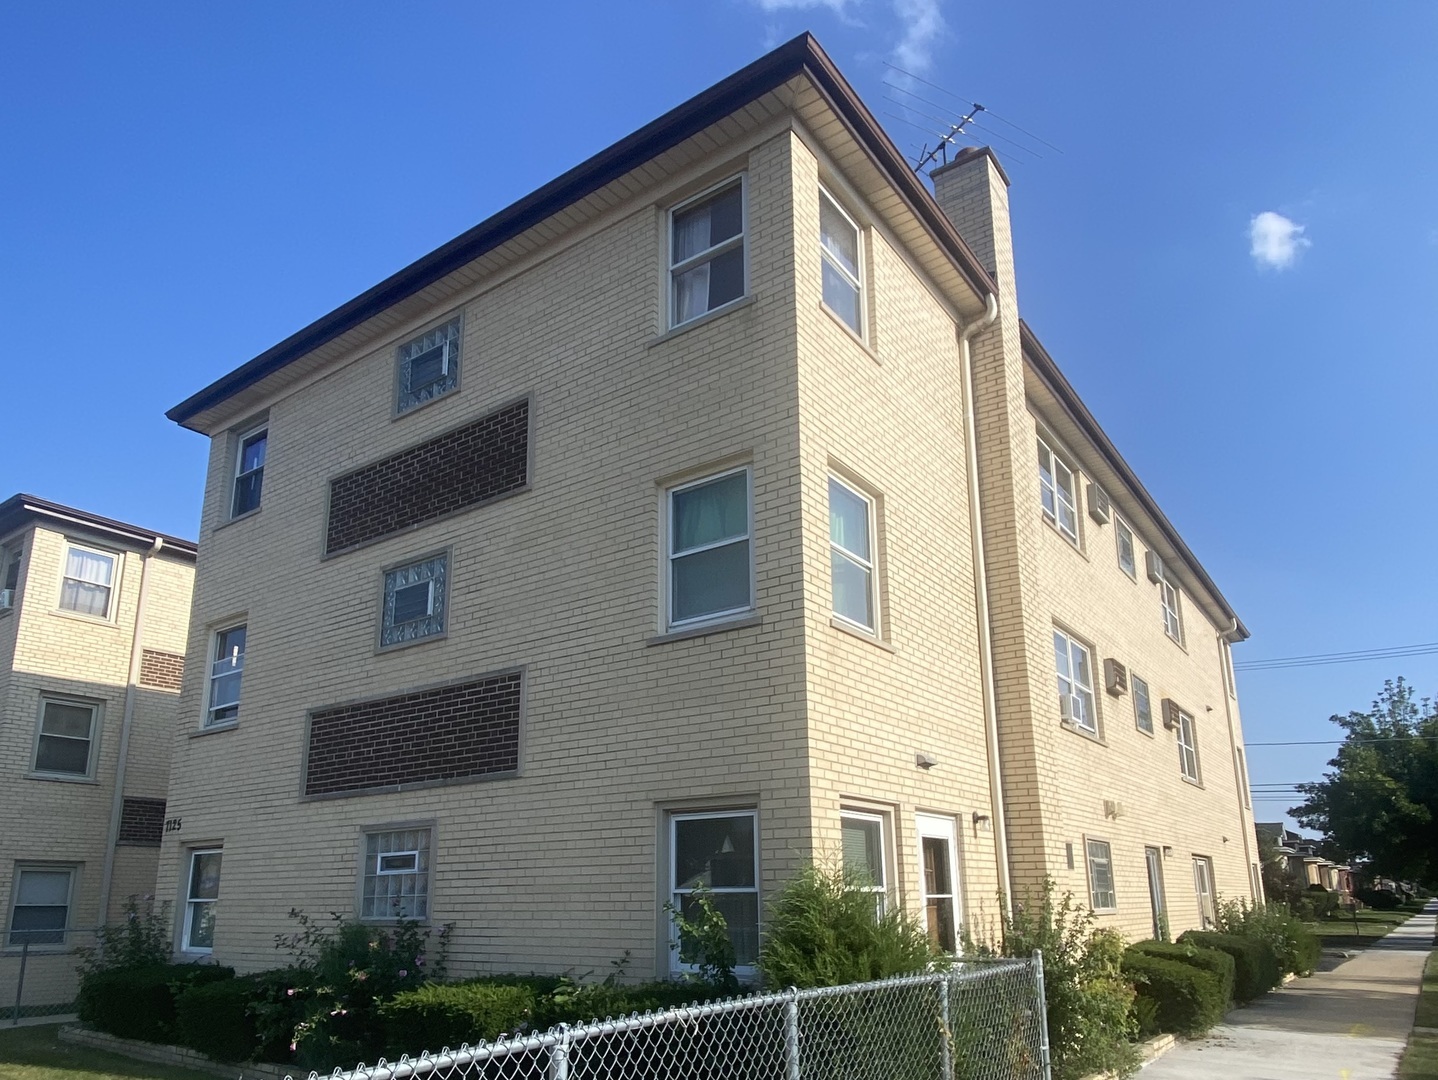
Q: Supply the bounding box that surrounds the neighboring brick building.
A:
[0,495,196,1010]
[157,34,1257,977]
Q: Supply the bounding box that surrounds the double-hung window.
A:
[669,178,745,328]
[669,810,759,974]
[829,476,877,633]
[1085,839,1117,912]
[819,188,863,334]
[380,553,448,648]
[1177,710,1201,783]
[667,467,752,629]
[231,427,267,518]
[207,624,246,726]
[7,866,75,947]
[1,541,21,609]
[183,849,221,952]
[396,316,463,414]
[1160,575,1184,645]
[1053,628,1098,734]
[33,697,98,777]
[841,812,888,917]
[59,544,115,618]
[1131,674,1154,734]
[1037,438,1079,543]
[361,828,432,920]
[1115,518,1137,578]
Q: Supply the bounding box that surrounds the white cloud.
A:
[1249,211,1311,270]
[752,0,854,12]
[890,0,945,74]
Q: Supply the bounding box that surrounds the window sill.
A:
[829,617,894,653]
[25,772,99,785]
[648,613,762,646]
[393,383,460,423]
[214,507,262,533]
[818,301,878,360]
[376,630,449,656]
[0,607,13,619]
[648,295,757,348]
[1060,720,1106,747]
[49,608,119,630]
[1181,775,1205,790]
[1135,725,1156,739]
[191,722,238,738]
[1039,512,1085,555]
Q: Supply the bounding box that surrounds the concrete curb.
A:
[59,1024,292,1080]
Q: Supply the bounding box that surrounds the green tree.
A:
[1292,679,1438,887]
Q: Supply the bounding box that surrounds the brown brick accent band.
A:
[118,797,166,847]
[139,649,185,691]
[305,671,522,797]
[325,399,529,555]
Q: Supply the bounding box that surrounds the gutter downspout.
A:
[98,537,163,923]
[1216,616,1259,902]
[959,293,1013,917]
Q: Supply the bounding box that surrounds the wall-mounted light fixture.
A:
[915,753,938,770]
[972,812,992,833]
[1162,846,1173,858]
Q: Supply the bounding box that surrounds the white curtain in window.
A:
[61,549,112,616]
[673,263,710,325]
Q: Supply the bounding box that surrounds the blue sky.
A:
[3,2,1435,826]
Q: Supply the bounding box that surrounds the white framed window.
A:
[669,810,759,975]
[1,540,22,609]
[33,697,99,778]
[1115,518,1137,578]
[819,188,863,334]
[841,811,888,917]
[1160,576,1184,645]
[916,814,960,952]
[1053,628,1098,735]
[829,476,877,633]
[1192,855,1216,929]
[1177,709,1201,783]
[1085,838,1117,912]
[231,426,267,518]
[396,316,463,415]
[59,543,116,618]
[182,849,221,952]
[666,467,753,629]
[380,553,448,649]
[1237,747,1251,808]
[361,828,432,920]
[1037,438,1079,543]
[669,177,746,328]
[1145,846,1168,940]
[7,865,76,948]
[206,624,246,727]
[1132,674,1154,735]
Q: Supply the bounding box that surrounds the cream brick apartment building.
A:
[156,34,1257,978]
[0,495,195,1009]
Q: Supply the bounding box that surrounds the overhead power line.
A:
[881,63,1065,153]
[1246,736,1438,747]
[1234,641,1438,672]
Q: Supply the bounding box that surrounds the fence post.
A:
[784,986,801,1080]
[12,937,29,1026]
[938,974,953,1080]
[550,1023,571,1080]
[1033,951,1051,1080]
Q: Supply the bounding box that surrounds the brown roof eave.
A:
[0,493,197,557]
[1019,322,1249,641]
[167,34,996,432]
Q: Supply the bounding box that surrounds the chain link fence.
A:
[3,928,101,1025]
[294,956,1049,1080]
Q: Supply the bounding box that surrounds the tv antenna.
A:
[912,102,985,173]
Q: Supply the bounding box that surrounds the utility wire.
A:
[1246,736,1438,746]
[883,84,1044,160]
[882,63,1065,153]
[1235,641,1438,671]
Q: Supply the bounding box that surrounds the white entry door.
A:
[916,814,961,952]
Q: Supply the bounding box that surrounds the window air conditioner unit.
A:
[1162,698,1181,731]
[1103,658,1128,696]
[1087,484,1111,525]
[0,589,12,609]
[1146,550,1166,584]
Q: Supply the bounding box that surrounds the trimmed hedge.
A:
[1127,940,1235,1007]
[1178,931,1279,1002]
[78,964,235,1043]
[532,982,718,1031]
[175,976,258,1062]
[1120,952,1225,1037]
[381,983,535,1054]
[1356,889,1402,911]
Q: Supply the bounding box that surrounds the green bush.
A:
[1216,899,1320,977]
[1127,940,1235,1007]
[74,896,173,978]
[175,976,259,1062]
[532,981,718,1030]
[381,983,534,1053]
[1177,931,1279,1002]
[78,963,235,1043]
[1356,888,1402,910]
[757,861,937,989]
[1303,887,1341,920]
[1121,952,1225,1037]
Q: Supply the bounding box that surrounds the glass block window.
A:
[8,867,74,946]
[34,698,97,776]
[380,553,448,648]
[60,544,115,618]
[396,317,463,414]
[362,829,431,920]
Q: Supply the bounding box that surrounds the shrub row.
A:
[1120,950,1225,1037]
[77,963,235,1044]
[1177,931,1280,1002]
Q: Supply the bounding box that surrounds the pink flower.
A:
[398,969,408,978]
[286,989,296,997]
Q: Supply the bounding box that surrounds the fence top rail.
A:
[294,956,1039,1080]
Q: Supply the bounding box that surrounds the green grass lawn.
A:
[1399,949,1438,1080]
[0,1025,214,1080]
[1306,908,1413,949]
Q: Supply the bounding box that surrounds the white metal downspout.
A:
[98,536,163,923]
[1216,616,1259,902]
[959,294,1013,917]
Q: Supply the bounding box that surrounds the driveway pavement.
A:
[1141,902,1436,1080]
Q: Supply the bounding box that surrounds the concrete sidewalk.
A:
[1141,902,1436,1080]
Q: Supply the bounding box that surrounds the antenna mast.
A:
[913,103,984,173]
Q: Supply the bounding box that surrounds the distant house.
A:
[0,495,195,1011]
[156,33,1259,978]
[1258,823,1353,901]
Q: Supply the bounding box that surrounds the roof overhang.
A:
[168,33,997,434]
[0,494,197,556]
